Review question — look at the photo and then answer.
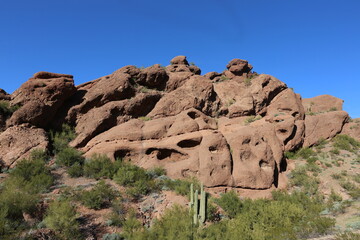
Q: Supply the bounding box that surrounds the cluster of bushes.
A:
[121,190,335,240]
[332,134,360,153]
[0,149,54,238]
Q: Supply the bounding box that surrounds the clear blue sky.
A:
[1,0,359,118]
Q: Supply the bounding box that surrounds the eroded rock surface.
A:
[0,124,48,168]
[8,72,76,128]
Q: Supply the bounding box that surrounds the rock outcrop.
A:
[1,56,357,189]
[303,111,349,147]
[8,72,76,128]
[0,124,48,168]
[302,95,343,113]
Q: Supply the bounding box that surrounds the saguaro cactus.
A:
[189,183,207,225]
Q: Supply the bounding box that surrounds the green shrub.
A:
[340,180,360,199]
[214,190,243,218]
[113,163,150,186]
[284,151,297,159]
[0,177,39,221]
[330,148,340,155]
[161,177,201,197]
[56,147,84,167]
[200,191,334,240]
[50,124,76,154]
[80,180,117,210]
[29,149,50,162]
[67,162,83,177]
[83,154,117,179]
[142,205,194,240]
[0,100,20,116]
[44,199,81,240]
[332,134,360,152]
[289,166,320,195]
[297,147,316,159]
[8,157,54,193]
[112,161,164,198]
[147,167,166,178]
[107,200,126,227]
[120,210,145,239]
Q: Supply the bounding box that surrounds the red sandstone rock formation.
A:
[0,56,357,190]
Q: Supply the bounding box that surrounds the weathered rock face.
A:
[1,56,355,190]
[148,75,220,118]
[302,94,343,113]
[341,118,360,141]
[303,111,349,147]
[0,89,10,100]
[0,124,48,168]
[8,72,76,128]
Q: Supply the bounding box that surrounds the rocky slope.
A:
[0,56,359,190]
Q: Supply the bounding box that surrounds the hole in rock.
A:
[114,149,131,160]
[242,138,251,144]
[177,137,202,148]
[292,111,299,117]
[146,148,186,161]
[259,160,270,168]
[187,111,200,119]
[209,146,218,153]
[278,129,287,133]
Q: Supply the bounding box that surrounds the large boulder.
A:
[303,111,349,147]
[65,71,136,124]
[8,72,76,128]
[266,89,305,151]
[341,118,360,141]
[136,64,169,90]
[0,124,48,168]
[166,56,201,75]
[302,95,343,113]
[148,75,220,118]
[213,74,287,117]
[226,59,253,76]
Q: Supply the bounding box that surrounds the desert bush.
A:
[80,180,117,210]
[83,154,117,179]
[340,180,360,199]
[142,205,194,240]
[56,147,84,167]
[161,177,201,197]
[0,177,39,221]
[288,166,320,195]
[8,156,54,193]
[50,124,76,154]
[106,200,126,227]
[114,163,150,186]
[29,148,50,162]
[147,166,166,178]
[332,134,360,152]
[120,210,145,239]
[0,100,20,116]
[44,199,81,240]
[214,190,243,218]
[297,147,316,159]
[67,162,83,177]
[200,191,334,240]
